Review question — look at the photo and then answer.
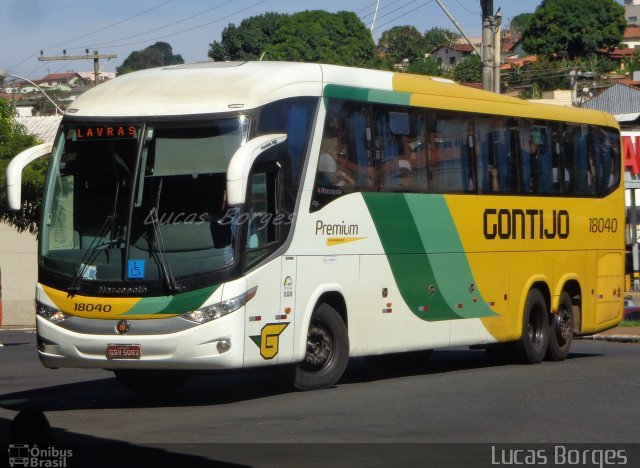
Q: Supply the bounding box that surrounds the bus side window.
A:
[373,106,421,192]
[311,99,373,211]
[564,124,594,196]
[476,115,512,193]
[428,111,469,193]
[533,123,554,194]
[244,163,283,269]
[593,127,621,196]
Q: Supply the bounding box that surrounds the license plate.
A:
[106,344,141,359]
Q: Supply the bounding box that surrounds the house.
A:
[622,25,640,48]
[582,81,640,127]
[431,43,476,70]
[39,72,83,88]
[625,0,640,25]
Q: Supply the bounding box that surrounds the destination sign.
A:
[75,125,138,140]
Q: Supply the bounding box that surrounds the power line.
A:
[373,1,436,33]
[68,0,238,52]
[9,0,176,72]
[47,0,176,53]
[84,0,269,52]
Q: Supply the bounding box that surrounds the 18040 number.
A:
[74,303,112,312]
[588,217,617,233]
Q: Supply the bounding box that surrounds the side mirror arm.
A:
[6,143,53,210]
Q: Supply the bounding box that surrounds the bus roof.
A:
[66,61,617,128]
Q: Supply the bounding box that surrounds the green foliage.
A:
[522,0,625,60]
[620,50,640,75]
[406,57,443,76]
[208,12,288,61]
[116,42,184,75]
[510,13,534,33]
[451,54,481,83]
[504,58,573,98]
[263,11,375,67]
[0,99,44,234]
[423,27,460,53]
[378,26,425,64]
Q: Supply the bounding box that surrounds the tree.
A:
[406,57,442,76]
[510,13,534,33]
[263,11,375,67]
[521,0,625,60]
[0,99,44,234]
[116,42,184,75]
[208,12,288,61]
[452,54,482,83]
[378,26,425,64]
[423,27,460,53]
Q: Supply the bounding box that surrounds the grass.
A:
[620,320,640,327]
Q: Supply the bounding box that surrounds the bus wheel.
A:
[515,289,549,364]
[294,304,349,391]
[114,370,190,396]
[546,292,574,361]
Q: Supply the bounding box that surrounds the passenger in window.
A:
[317,142,355,189]
[334,144,356,188]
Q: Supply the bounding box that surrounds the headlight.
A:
[182,286,257,324]
[36,301,69,323]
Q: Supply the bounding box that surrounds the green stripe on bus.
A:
[125,285,219,316]
[362,192,496,321]
[323,84,411,106]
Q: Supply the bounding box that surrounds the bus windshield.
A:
[41,117,249,287]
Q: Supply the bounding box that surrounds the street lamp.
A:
[0,69,63,115]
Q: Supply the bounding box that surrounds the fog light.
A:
[217,339,231,354]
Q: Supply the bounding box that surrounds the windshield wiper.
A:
[149,178,183,293]
[67,182,121,296]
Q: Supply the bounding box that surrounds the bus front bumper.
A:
[35,313,245,370]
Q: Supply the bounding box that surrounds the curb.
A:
[578,334,640,343]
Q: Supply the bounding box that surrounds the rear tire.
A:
[546,292,574,361]
[293,304,349,391]
[514,289,549,364]
[114,370,190,396]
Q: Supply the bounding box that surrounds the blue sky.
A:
[0,0,624,79]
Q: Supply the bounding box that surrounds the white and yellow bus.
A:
[7,62,624,394]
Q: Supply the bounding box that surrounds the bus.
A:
[6,62,624,395]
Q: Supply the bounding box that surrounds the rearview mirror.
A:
[6,143,53,210]
[226,134,286,206]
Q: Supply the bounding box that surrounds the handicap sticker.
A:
[127,259,145,279]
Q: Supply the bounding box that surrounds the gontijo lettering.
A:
[483,209,570,240]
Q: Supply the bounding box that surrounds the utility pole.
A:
[480,0,494,92]
[38,50,117,85]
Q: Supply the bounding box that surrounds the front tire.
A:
[514,289,549,364]
[293,304,349,391]
[546,292,574,361]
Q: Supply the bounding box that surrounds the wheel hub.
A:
[304,322,333,370]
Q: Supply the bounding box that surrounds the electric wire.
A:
[8,0,176,72]
[373,0,435,33]
[86,0,269,52]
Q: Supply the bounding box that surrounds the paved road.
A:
[1,330,639,467]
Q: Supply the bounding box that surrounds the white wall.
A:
[0,222,37,327]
